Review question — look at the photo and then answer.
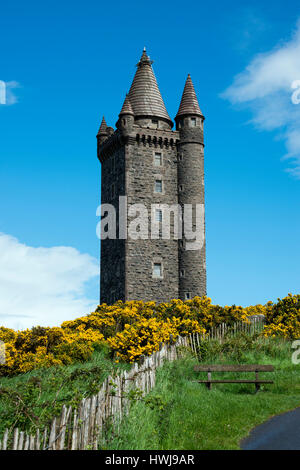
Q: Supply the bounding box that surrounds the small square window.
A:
[154,152,162,166]
[191,118,196,127]
[155,209,163,222]
[153,263,162,278]
[155,180,162,193]
[152,119,159,128]
[185,292,191,300]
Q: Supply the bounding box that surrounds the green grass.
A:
[0,343,130,436]
[105,335,300,450]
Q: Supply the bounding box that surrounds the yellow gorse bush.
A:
[0,294,299,376]
[262,293,300,339]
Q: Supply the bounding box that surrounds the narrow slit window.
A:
[154,152,162,166]
[185,292,191,300]
[155,209,163,222]
[153,263,162,278]
[155,180,162,193]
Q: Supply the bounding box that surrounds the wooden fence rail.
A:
[0,317,265,450]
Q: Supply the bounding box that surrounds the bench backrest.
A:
[194,365,274,372]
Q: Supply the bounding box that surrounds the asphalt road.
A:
[241,407,300,450]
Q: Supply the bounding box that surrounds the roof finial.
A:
[137,48,153,67]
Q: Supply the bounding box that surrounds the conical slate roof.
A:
[97,116,108,135]
[176,74,203,118]
[128,49,172,125]
[119,94,134,116]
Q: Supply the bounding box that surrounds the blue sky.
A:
[0,0,300,328]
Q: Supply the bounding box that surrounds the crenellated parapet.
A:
[97,129,123,163]
[135,130,179,149]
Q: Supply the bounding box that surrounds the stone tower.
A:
[97,49,206,305]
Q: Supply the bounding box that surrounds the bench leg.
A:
[207,372,212,390]
[255,372,260,393]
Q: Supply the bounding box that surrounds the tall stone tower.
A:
[97,49,206,304]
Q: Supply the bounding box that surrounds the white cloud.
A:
[222,19,300,177]
[0,233,99,330]
[0,81,20,105]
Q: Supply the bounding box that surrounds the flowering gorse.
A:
[0,294,298,376]
[262,294,300,339]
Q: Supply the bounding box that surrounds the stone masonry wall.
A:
[177,118,207,299]
[99,118,206,304]
[100,146,126,304]
[125,127,180,303]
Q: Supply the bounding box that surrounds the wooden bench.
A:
[193,364,274,392]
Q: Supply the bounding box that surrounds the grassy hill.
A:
[104,335,300,450]
[0,293,299,449]
[0,344,130,436]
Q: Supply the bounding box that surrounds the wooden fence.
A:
[0,316,265,450]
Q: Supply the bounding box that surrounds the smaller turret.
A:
[116,94,134,133]
[175,74,204,135]
[176,74,206,300]
[97,116,108,145]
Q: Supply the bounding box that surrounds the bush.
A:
[262,293,300,339]
[0,294,299,376]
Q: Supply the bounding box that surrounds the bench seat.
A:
[196,380,273,384]
[194,364,274,391]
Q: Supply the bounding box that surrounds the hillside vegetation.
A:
[0,294,299,377]
[0,345,130,436]
[0,294,299,446]
[105,335,300,450]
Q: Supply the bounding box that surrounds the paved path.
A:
[241,408,300,450]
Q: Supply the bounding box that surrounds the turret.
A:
[116,94,135,133]
[175,74,204,135]
[97,116,108,144]
[127,48,173,130]
[176,75,206,300]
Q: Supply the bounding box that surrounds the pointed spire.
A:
[119,94,134,116]
[136,47,153,67]
[176,74,203,119]
[97,116,108,136]
[127,49,173,126]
